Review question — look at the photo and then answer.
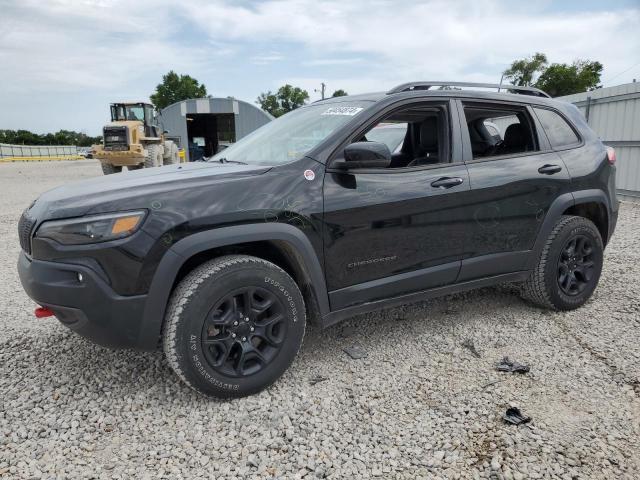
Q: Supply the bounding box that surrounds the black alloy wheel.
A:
[201,287,286,377]
[521,215,603,311]
[557,235,596,296]
[163,255,306,398]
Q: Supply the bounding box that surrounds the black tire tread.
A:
[162,254,305,397]
[145,144,161,169]
[100,162,121,175]
[521,215,599,310]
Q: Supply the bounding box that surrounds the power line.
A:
[604,60,640,83]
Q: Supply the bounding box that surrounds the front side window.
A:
[365,122,408,154]
[463,104,538,159]
[534,107,580,148]
[144,106,155,125]
[209,101,370,166]
[353,104,449,168]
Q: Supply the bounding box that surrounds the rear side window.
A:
[534,107,580,148]
[462,103,538,159]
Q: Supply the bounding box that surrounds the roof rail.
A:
[386,81,551,98]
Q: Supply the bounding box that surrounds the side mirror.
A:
[338,141,391,169]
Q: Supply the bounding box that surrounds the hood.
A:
[28,162,272,221]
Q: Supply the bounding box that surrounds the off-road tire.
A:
[144,144,162,169]
[100,163,122,175]
[521,215,603,310]
[127,164,143,171]
[163,255,306,398]
[162,141,179,165]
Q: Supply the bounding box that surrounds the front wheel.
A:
[163,255,306,398]
[521,215,603,310]
[100,162,122,175]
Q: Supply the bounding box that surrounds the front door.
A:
[322,101,475,310]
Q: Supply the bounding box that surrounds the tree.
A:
[503,53,603,97]
[331,89,348,97]
[0,129,101,146]
[535,60,603,97]
[503,52,548,87]
[256,84,309,117]
[150,71,208,110]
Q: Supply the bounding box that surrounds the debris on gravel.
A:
[503,407,532,425]
[1,161,640,479]
[496,356,531,374]
[343,344,367,359]
[461,338,482,358]
[309,375,329,386]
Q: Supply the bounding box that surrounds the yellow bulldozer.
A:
[93,102,180,175]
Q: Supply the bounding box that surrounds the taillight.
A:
[606,146,616,165]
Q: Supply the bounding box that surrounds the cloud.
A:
[302,58,364,67]
[250,51,284,65]
[0,0,217,93]
[0,0,638,132]
[181,0,639,89]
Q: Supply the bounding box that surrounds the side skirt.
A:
[321,271,530,328]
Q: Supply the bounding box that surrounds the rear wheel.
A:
[162,141,179,165]
[144,144,162,168]
[100,162,122,175]
[521,215,603,310]
[163,255,306,398]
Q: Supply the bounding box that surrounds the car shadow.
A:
[4,284,532,403]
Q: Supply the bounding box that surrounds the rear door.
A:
[456,99,571,281]
[322,99,475,310]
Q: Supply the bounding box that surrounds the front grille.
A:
[103,126,128,151]
[18,210,36,254]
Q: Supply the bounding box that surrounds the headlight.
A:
[35,210,146,245]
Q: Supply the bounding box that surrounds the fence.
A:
[558,82,640,202]
[0,143,83,162]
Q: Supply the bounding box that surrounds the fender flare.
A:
[528,189,610,269]
[137,223,329,350]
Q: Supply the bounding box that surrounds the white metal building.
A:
[558,82,640,202]
[158,98,273,162]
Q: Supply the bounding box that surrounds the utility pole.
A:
[315,82,326,100]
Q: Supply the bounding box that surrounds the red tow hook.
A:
[34,306,54,318]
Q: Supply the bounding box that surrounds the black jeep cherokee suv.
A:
[18,81,618,398]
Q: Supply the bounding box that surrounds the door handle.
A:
[538,164,562,175]
[430,177,464,189]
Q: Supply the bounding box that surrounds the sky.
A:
[0,0,639,135]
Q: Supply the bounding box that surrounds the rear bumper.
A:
[609,205,619,243]
[18,252,152,350]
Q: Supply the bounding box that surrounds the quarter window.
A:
[534,107,580,148]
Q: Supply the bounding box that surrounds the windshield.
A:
[209,101,369,166]
[111,105,145,122]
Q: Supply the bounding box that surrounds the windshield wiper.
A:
[217,157,248,165]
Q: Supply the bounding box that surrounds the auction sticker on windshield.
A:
[321,106,364,116]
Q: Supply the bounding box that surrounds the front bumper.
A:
[94,146,145,166]
[18,252,150,349]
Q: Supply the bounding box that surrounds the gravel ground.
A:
[1,160,639,479]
